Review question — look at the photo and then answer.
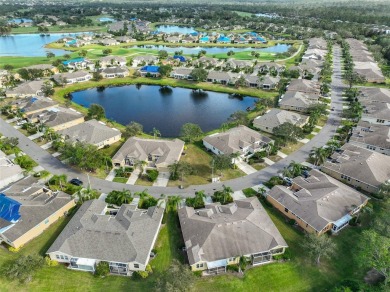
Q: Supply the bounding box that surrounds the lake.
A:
[130,44,290,55]
[0,33,85,57]
[8,18,33,24]
[71,85,258,137]
[99,17,116,22]
[156,25,198,34]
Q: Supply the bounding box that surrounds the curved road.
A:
[1,46,345,197]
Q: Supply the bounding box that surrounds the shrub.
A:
[226,264,239,272]
[8,246,21,252]
[193,271,203,277]
[45,256,59,267]
[135,271,149,279]
[95,261,110,277]
[146,169,159,182]
[14,155,37,171]
[145,264,153,274]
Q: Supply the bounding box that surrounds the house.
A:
[224,59,252,70]
[62,58,95,71]
[308,38,327,50]
[178,197,288,274]
[254,62,285,74]
[5,80,46,98]
[99,39,119,46]
[244,74,279,89]
[0,150,24,189]
[166,36,181,43]
[99,56,127,68]
[194,56,223,67]
[53,71,92,85]
[267,169,369,235]
[47,200,164,275]
[58,119,121,149]
[360,100,390,125]
[173,55,186,63]
[217,36,231,43]
[116,36,136,43]
[13,97,58,116]
[170,68,193,80]
[27,107,84,132]
[302,49,327,61]
[357,87,390,104]
[206,71,238,85]
[199,36,210,43]
[353,62,385,83]
[132,55,158,67]
[203,125,272,160]
[279,91,320,113]
[286,79,320,95]
[253,109,309,134]
[139,66,160,77]
[24,64,59,75]
[321,144,390,194]
[101,67,129,78]
[0,176,75,249]
[112,137,185,171]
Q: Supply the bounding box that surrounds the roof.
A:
[280,91,319,109]
[173,55,186,62]
[350,121,390,150]
[58,119,120,146]
[361,100,390,120]
[53,71,91,82]
[171,67,193,76]
[1,176,74,242]
[178,197,287,265]
[358,87,390,103]
[203,125,272,155]
[0,194,21,223]
[18,97,58,114]
[268,170,368,232]
[29,107,84,128]
[101,66,129,74]
[24,64,55,70]
[322,144,390,189]
[6,80,45,96]
[207,71,238,81]
[100,55,126,63]
[133,55,158,62]
[0,150,23,187]
[112,137,185,168]
[140,66,160,73]
[62,58,85,65]
[47,200,164,265]
[253,108,308,130]
[287,79,320,94]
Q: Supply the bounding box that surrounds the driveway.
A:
[153,172,170,187]
[0,46,344,198]
[235,160,257,175]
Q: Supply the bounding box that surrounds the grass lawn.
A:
[268,155,282,163]
[280,142,304,155]
[306,133,316,140]
[11,25,106,34]
[99,139,126,158]
[249,161,267,171]
[135,176,154,187]
[112,177,128,183]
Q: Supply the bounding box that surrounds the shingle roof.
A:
[30,107,84,128]
[0,150,23,186]
[6,80,45,96]
[178,197,287,265]
[253,108,308,130]
[280,91,319,109]
[350,121,390,150]
[322,144,390,188]
[203,125,272,155]
[101,66,129,74]
[18,97,58,114]
[358,87,390,103]
[268,170,368,232]
[47,200,164,265]
[53,71,91,82]
[286,79,320,94]
[361,100,390,120]
[58,119,121,146]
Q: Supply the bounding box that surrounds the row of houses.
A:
[345,38,386,83]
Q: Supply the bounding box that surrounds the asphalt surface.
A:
[0,46,345,198]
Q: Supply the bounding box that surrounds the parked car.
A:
[69,178,83,186]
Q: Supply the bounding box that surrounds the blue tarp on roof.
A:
[140,65,160,73]
[173,55,186,62]
[62,57,85,65]
[217,36,231,43]
[0,194,21,223]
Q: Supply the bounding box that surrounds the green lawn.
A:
[11,25,106,34]
[112,177,128,183]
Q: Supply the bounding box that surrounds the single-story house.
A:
[112,137,185,171]
[286,79,320,95]
[170,68,193,80]
[353,62,385,83]
[194,57,223,67]
[178,197,288,274]
[267,169,369,235]
[53,71,92,85]
[101,66,129,78]
[279,91,320,113]
[206,71,238,85]
[0,150,24,190]
[357,87,390,104]
[224,59,252,70]
[13,96,58,116]
[308,38,327,50]
[5,80,46,98]
[99,56,127,68]
[139,66,160,77]
[47,200,164,275]
[62,58,95,71]
[203,125,272,160]
[349,121,390,156]
[0,176,75,249]
[132,55,158,67]
[321,144,390,194]
[253,108,309,134]
[24,64,59,75]
[58,119,121,149]
[99,39,119,46]
[244,75,279,89]
[360,100,390,126]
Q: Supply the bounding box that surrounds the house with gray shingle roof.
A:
[132,55,158,67]
[203,125,272,160]
[99,55,127,68]
[360,100,390,126]
[253,108,309,134]
[0,176,75,249]
[321,144,390,194]
[12,96,58,116]
[178,197,287,274]
[53,71,92,85]
[58,119,121,149]
[279,91,320,113]
[101,66,129,78]
[47,200,164,275]
[357,87,390,104]
[349,121,390,156]
[0,150,24,189]
[224,58,253,70]
[170,67,193,80]
[112,137,184,171]
[206,71,238,85]
[286,79,320,95]
[267,169,369,235]
[5,80,46,98]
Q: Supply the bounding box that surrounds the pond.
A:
[0,33,86,57]
[71,85,258,137]
[156,25,198,34]
[8,18,33,24]
[99,17,116,22]
[130,43,291,55]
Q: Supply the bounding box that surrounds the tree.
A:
[301,233,336,265]
[158,50,168,59]
[235,76,246,88]
[186,191,206,209]
[46,52,55,59]
[155,260,195,292]
[377,181,390,198]
[3,254,44,283]
[102,49,112,55]
[95,261,110,277]
[288,160,304,177]
[190,68,208,82]
[158,65,172,77]
[124,121,143,138]
[212,185,233,204]
[78,49,88,57]
[180,123,203,143]
[167,195,183,211]
[87,104,105,120]
[92,71,102,81]
[344,71,366,89]
[151,127,161,139]
[41,80,54,96]
[356,230,390,285]
[213,154,232,175]
[310,147,328,166]
[74,186,99,204]
[106,189,132,206]
[273,122,304,144]
[229,110,249,126]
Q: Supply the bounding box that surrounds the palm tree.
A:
[168,195,183,211]
[288,160,303,177]
[137,189,150,200]
[351,204,373,224]
[310,147,328,166]
[194,191,206,207]
[74,186,98,204]
[230,152,241,164]
[257,186,266,197]
[282,167,293,178]
[151,127,161,139]
[221,185,233,204]
[116,189,132,205]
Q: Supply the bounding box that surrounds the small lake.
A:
[156,25,198,34]
[130,44,290,55]
[71,85,258,137]
[8,18,33,24]
[99,17,116,22]
[0,33,86,57]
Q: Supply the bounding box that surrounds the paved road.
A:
[1,45,345,198]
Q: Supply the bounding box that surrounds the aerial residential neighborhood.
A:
[0,0,389,291]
